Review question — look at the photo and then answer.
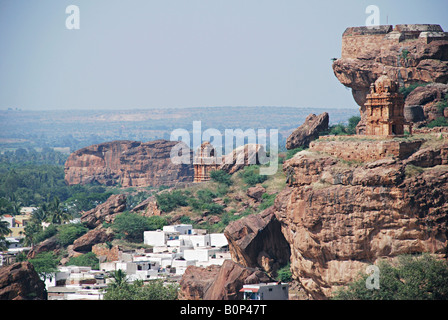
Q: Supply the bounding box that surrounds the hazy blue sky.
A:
[0,0,447,110]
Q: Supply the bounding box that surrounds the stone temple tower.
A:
[193,142,219,183]
[364,74,408,136]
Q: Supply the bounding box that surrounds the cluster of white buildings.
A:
[100,224,230,281]
[45,224,230,300]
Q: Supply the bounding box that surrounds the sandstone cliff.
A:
[273,140,448,299]
[332,24,448,131]
[64,140,194,187]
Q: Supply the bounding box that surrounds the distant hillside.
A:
[0,107,359,152]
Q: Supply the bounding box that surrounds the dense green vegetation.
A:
[238,165,268,187]
[333,254,448,300]
[110,212,167,243]
[103,270,178,300]
[427,117,448,128]
[322,115,361,136]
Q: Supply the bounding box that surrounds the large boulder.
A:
[0,262,47,300]
[405,83,448,122]
[179,260,274,300]
[81,194,127,228]
[71,227,114,253]
[286,113,329,150]
[219,144,265,174]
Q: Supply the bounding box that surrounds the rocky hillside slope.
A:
[64,140,194,187]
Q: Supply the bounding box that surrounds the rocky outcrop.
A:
[405,83,448,122]
[273,142,448,299]
[179,260,274,300]
[332,24,448,131]
[64,140,194,187]
[0,262,47,300]
[27,235,61,259]
[178,265,221,300]
[71,227,114,253]
[224,207,290,276]
[246,185,266,202]
[131,195,161,216]
[286,113,329,150]
[219,144,265,174]
[81,194,127,228]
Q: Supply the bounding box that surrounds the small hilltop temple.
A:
[364,74,409,136]
[193,142,219,183]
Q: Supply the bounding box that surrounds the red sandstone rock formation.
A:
[286,113,329,150]
[71,227,114,253]
[332,24,448,131]
[219,144,265,174]
[405,83,448,122]
[273,142,448,299]
[224,207,290,276]
[64,140,194,187]
[80,194,127,228]
[179,260,273,300]
[0,262,47,300]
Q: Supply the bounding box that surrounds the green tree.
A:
[22,221,42,247]
[56,223,89,246]
[48,196,71,224]
[347,116,361,134]
[277,263,292,282]
[156,190,188,213]
[103,275,178,300]
[29,251,59,282]
[239,165,267,187]
[210,170,233,186]
[112,212,166,243]
[333,254,448,300]
[67,252,99,270]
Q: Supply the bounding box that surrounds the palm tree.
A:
[48,197,71,224]
[33,204,49,224]
[0,217,11,251]
[110,269,128,289]
[0,219,10,237]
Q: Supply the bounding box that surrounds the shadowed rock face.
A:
[64,140,194,187]
[332,24,448,131]
[273,143,448,299]
[224,207,291,276]
[0,262,47,300]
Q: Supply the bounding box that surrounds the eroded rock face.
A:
[80,194,127,229]
[274,143,448,299]
[219,144,265,174]
[224,207,290,276]
[286,113,329,150]
[64,140,194,187]
[0,262,47,300]
[178,265,221,300]
[405,83,448,122]
[332,24,448,131]
[179,260,274,300]
[71,227,114,253]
